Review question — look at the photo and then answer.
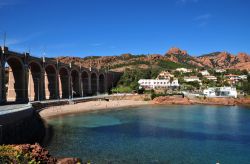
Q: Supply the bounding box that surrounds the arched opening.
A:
[45,65,57,99]
[4,57,26,102]
[81,71,89,96]
[71,69,80,97]
[99,74,105,94]
[91,73,97,95]
[28,62,43,101]
[59,67,69,99]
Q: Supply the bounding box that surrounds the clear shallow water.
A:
[45,105,250,164]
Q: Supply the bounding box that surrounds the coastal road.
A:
[0,93,134,115]
[0,104,32,115]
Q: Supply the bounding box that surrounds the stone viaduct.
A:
[0,46,120,104]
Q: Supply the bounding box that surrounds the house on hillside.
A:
[203,87,237,98]
[157,71,174,80]
[138,79,179,89]
[200,70,210,76]
[184,76,201,83]
[215,69,226,73]
[204,75,217,81]
[239,75,248,80]
[175,68,192,73]
[225,74,241,85]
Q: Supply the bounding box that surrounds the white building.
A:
[239,75,248,80]
[138,79,179,89]
[215,69,226,73]
[176,68,192,73]
[225,74,241,85]
[200,70,210,76]
[203,87,237,98]
[184,76,201,83]
[157,71,174,80]
[204,75,217,81]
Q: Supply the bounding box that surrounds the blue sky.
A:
[0,0,249,57]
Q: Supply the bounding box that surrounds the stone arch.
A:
[81,71,89,96]
[5,56,26,102]
[99,73,105,94]
[28,61,43,101]
[91,73,98,95]
[59,67,69,98]
[45,64,57,99]
[71,69,80,97]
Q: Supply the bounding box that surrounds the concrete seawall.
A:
[0,104,46,145]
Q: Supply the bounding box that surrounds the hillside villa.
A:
[203,87,237,98]
[175,68,192,73]
[215,69,226,73]
[184,76,201,83]
[200,70,210,76]
[225,74,245,85]
[138,79,179,89]
[204,75,217,81]
[157,71,174,80]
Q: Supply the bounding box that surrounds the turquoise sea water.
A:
[45,105,250,164]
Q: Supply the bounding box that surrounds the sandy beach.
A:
[39,100,151,118]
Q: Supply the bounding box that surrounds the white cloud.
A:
[4,31,45,46]
[193,13,212,27]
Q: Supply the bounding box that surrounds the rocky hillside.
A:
[197,52,250,70]
[57,51,196,72]
[56,47,250,72]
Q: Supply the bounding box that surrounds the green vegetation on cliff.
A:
[0,145,37,164]
[112,67,162,93]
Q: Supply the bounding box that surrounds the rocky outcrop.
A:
[0,144,82,164]
[151,96,250,106]
[165,47,188,55]
[152,96,192,105]
[197,51,250,70]
[15,144,57,163]
[190,97,236,106]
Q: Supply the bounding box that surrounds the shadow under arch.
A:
[45,64,57,99]
[91,73,97,95]
[59,67,69,99]
[81,71,89,96]
[99,73,105,94]
[28,61,43,101]
[71,69,80,97]
[5,56,26,102]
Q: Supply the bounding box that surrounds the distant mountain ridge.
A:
[56,47,250,72]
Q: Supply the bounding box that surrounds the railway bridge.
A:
[0,46,119,104]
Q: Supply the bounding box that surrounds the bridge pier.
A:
[88,73,92,95]
[97,75,100,95]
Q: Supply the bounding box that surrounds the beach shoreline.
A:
[39,100,151,119]
[38,96,250,119]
